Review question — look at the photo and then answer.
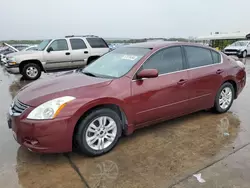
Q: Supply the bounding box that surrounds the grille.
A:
[10,99,29,116]
[225,49,239,52]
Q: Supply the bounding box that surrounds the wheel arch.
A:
[71,99,132,149]
[222,79,238,99]
[86,56,100,65]
[19,59,45,73]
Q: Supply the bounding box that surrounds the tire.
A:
[22,63,41,80]
[87,57,99,65]
[213,82,235,113]
[74,108,122,156]
[241,50,247,58]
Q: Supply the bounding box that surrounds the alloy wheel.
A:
[26,66,38,78]
[85,116,117,151]
[219,87,233,110]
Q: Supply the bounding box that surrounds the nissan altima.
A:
[8,42,246,156]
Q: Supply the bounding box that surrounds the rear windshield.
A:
[86,38,109,48]
[83,47,151,78]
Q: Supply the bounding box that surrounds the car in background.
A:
[0,43,35,64]
[1,45,38,65]
[7,42,246,156]
[5,35,110,80]
[222,40,250,58]
[0,43,19,63]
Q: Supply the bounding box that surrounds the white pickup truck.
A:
[5,35,110,80]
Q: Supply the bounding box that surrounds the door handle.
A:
[177,79,187,85]
[84,51,88,54]
[216,69,224,74]
[65,52,70,55]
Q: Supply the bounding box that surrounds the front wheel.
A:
[22,63,41,80]
[74,108,122,156]
[213,82,235,113]
[241,50,247,58]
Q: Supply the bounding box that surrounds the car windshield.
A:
[82,47,151,78]
[231,41,249,46]
[37,40,51,51]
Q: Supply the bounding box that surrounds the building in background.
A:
[196,31,250,50]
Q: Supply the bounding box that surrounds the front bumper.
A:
[223,50,244,57]
[5,64,20,74]
[8,111,73,153]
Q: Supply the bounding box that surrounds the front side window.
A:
[70,39,87,50]
[142,46,184,74]
[83,47,150,78]
[184,46,213,68]
[48,39,68,51]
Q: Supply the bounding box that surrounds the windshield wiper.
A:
[81,71,97,77]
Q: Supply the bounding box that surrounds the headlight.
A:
[27,96,76,120]
[8,57,16,65]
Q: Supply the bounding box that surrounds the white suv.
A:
[5,35,110,80]
[223,40,250,58]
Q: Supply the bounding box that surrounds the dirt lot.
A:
[0,58,250,188]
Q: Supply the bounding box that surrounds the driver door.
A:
[43,39,72,71]
[131,46,190,126]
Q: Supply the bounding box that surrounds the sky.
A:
[0,0,250,40]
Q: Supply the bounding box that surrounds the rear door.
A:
[69,38,89,68]
[131,46,190,125]
[43,39,72,70]
[183,46,224,112]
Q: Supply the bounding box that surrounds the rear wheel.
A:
[213,82,234,113]
[74,108,122,156]
[22,63,41,80]
[86,57,99,65]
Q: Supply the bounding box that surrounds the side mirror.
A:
[47,47,53,52]
[137,69,158,79]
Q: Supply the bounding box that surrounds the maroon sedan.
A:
[8,42,246,156]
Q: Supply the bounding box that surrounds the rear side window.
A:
[211,50,221,64]
[70,39,87,50]
[86,38,108,48]
[184,46,213,68]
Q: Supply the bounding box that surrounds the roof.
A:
[126,41,179,49]
[197,32,250,40]
[125,41,211,49]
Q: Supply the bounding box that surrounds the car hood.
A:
[17,72,112,106]
[224,46,246,50]
[14,51,44,62]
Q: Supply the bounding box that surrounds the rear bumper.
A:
[8,114,73,153]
